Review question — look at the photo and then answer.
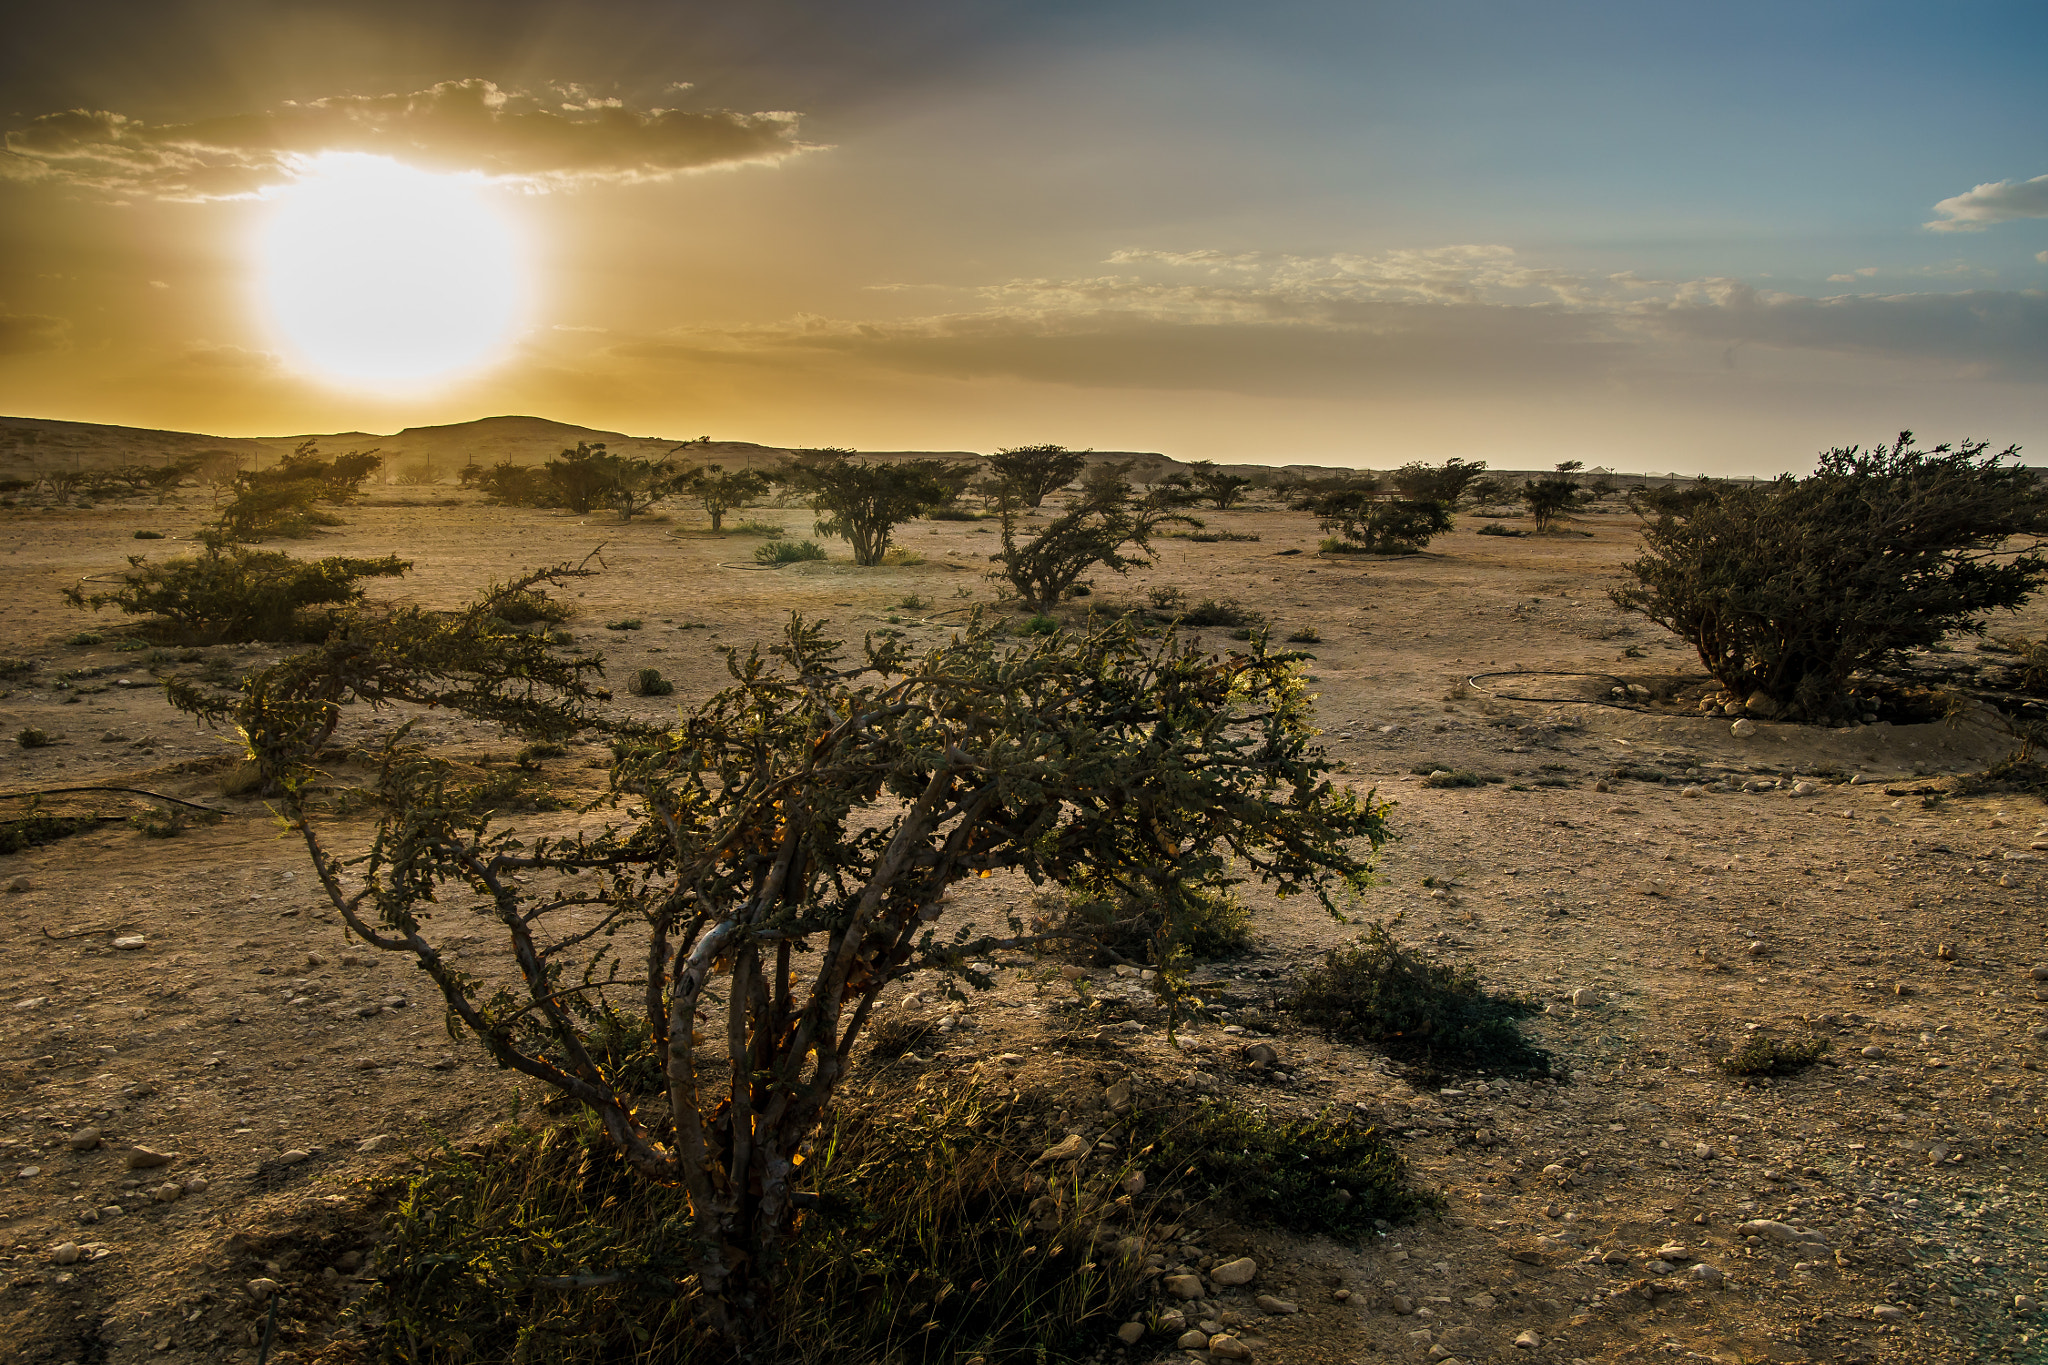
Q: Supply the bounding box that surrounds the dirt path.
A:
[2,490,2045,1364]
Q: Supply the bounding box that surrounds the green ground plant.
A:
[1285,922,1549,1075]
[754,539,828,564]
[1715,1035,1831,1078]
[195,582,1388,1351]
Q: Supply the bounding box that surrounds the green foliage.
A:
[1299,480,1455,554]
[17,726,51,748]
[133,529,164,540]
[128,805,219,838]
[64,545,410,644]
[1613,433,2048,719]
[490,589,573,627]
[0,800,97,853]
[985,443,1088,508]
[65,632,103,647]
[786,449,969,566]
[1177,597,1267,632]
[1391,458,1488,507]
[1143,1101,1441,1237]
[1054,875,1252,963]
[1521,464,1591,532]
[1285,627,1321,644]
[1285,922,1549,1075]
[210,590,1387,1347]
[1179,460,1255,510]
[1715,1034,1831,1077]
[1017,615,1059,635]
[728,519,787,536]
[687,464,774,532]
[604,618,644,631]
[0,657,33,679]
[988,460,1200,612]
[1187,531,1260,543]
[755,539,828,564]
[373,1086,1161,1365]
[1420,769,1499,788]
[1476,523,1527,538]
[629,667,675,697]
[215,479,340,540]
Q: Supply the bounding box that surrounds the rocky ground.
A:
[2,486,2046,1365]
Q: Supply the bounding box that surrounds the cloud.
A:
[0,310,67,355]
[0,78,814,200]
[630,247,2048,395]
[1925,173,2048,232]
[1826,267,1881,283]
[177,343,280,370]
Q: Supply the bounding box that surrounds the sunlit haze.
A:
[257,154,525,387]
[2,1,2045,472]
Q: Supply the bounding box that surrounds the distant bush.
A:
[1180,597,1267,632]
[65,632,103,647]
[1285,626,1321,644]
[1188,531,1260,543]
[1614,432,2048,720]
[0,657,33,679]
[1420,768,1500,788]
[1020,614,1060,635]
[1715,1034,1831,1077]
[1284,922,1548,1074]
[1318,536,1372,554]
[754,539,827,564]
[133,529,164,540]
[17,726,51,748]
[63,547,410,644]
[0,800,97,854]
[605,618,644,631]
[926,507,984,521]
[628,667,674,697]
[727,519,786,536]
[1477,523,1527,538]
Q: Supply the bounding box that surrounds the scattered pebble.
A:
[1206,1335,1252,1360]
[1255,1294,1298,1314]
[1514,1331,1542,1350]
[68,1127,102,1151]
[51,1242,81,1265]
[277,1149,312,1166]
[1114,1322,1144,1346]
[111,936,147,951]
[1690,1263,1725,1287]
[124,1146,174,1170]
[1210,1256,1258,1286]
[246,1278,281,1302]
[1872,1305,1909,1324]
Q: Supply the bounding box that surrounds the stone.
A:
[67,1127,102,1152]
[1177,1329,1210,1350]
[1206,1335,1253,1360]
[1388,1295,1416,1314]
[1680,784,1703,799]
[1440,1325,1485,1353]
[1515,1331,1542,1350]
[1104,1078,1133,1109]
[1569,987,1599,1008]
[182,1177,209,1195]
[2031,964,2048,983]
[1872,1305,1909,1323]
[1643,1259,1675,1275]
[1655,1242,1693,1262]
[52,1242,81,1265]
[1156,1309,1186,1333]
[2016,1294,2039,1313]
[1694,1142,1715,1159]
[1689,1263,1724,1287]
[1730,719,1758,738]
[1861,1045,1884,1059]
[1034,1134,1089,1165]
[277,1149,311,1165]
[111,936,147,951]
[1737,1219,1814,1245]
[4,876,29,893]
[125,1146,174,1170]
[1243,1043,1279,1070]
[1211,1256,1258,1286]
[1115,1321,1145,1346]
[1121,1169,1145,1196]
[1791,781,1819,796]
[246,1278,281,1302]
[1164,1273,1204,1300]
[1256,1294,1299,1314]
[1744,692,1780,717]
[356,1134,393,1154]
[153,1181,183,1202]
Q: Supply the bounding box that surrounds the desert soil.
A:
[2,486,2046,1365]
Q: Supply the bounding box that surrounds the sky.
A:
[1,0,2044,474]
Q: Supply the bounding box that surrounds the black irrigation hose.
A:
[0,785,232,814]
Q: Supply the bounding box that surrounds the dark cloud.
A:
[1,78,813,199]
[0,310,67,356]
[1637,281,2048,377]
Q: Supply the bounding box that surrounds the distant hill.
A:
[0,413,1195,483]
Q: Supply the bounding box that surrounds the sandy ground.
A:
[2,487,2047,1365]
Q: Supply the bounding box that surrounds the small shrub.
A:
[514,740,569,769]
[1286,627,1321,644]
[66,632,104,646]
[1420,769,1498,788]
[880,547,925,566]
[629,667,675,697]
[1476,523,1528,538]
[727,519,786,536]
[0,657,34,679]
[754,539,827,564]
[129,805,220,838]
[17,727,52,748]
[548,628,576,646]
[1716,1035,1831,1078]
[926,507,983,521]
[1318,536,1371,554]
[895,592,932,611]
[0,801,98,854]
[132,529,165,540]
[64,548,409,645]
[1140,1099,1441,1237]
[1180,597,1266,630]
[1020,614,1060,635]
[1147,585,1188,612]
[1285,922,1549,1074]
[492,589,572,626]
[605,618,644,631]
[1188,531,1261,543]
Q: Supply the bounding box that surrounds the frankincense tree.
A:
[188,573,1388,1345]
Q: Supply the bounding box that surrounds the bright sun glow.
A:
[257,153,526,387]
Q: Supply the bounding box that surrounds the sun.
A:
[256,153,527,387]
